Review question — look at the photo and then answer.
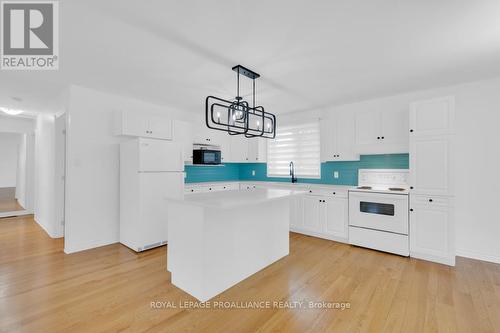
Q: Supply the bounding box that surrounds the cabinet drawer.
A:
[411,195,450,207]
[184,186,210,194]
[305,188,348,198]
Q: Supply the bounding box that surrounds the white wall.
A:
[34,114,59,237]
[0,115,34,133]
[284,77,500,263]
[15,134,27,206]
[0,133,21,188]
[64,85,191,253]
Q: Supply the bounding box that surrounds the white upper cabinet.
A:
[172,120,194,164]
[409,96,455,196]
[228,135,248,162]
[320,111,359,162]
[114,110,172,140]
[354,108,409,154]
[247,138,267,162]
[228,135,267,163]
[355,111,380,147]
[409,135,452,195]
[410,96,455,136]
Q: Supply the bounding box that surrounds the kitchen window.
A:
[267,122,321,178]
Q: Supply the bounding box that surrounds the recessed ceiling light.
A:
[0,107,24,116]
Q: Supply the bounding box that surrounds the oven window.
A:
[360,202,395,216]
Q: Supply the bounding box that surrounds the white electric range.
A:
[348,169,410,256]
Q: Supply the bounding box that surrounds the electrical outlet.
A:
[333,171,339,179]
[252,170,256,176]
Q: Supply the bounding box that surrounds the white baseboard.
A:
[0,210,32,218]
[34,217,63,239]
[64,238,118,254]
[290,227,348,244]
[456,249,500,264]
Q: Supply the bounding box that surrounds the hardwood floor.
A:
[1,215,499,333]
[0,187,24,212]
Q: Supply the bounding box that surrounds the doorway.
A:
[0,132,34,218]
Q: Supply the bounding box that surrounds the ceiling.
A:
[1,0,500,116]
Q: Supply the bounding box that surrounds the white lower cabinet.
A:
[184,182,239,194]
[302,196,321,232]
[409,195,455,266]
[290,195,304,229]
[293,194,348,242]
[323,197,348,239]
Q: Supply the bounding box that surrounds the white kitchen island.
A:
[167,188,303,302]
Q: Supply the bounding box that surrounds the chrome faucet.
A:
[289,161,297,183]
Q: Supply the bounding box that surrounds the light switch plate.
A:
[334,171,339,179]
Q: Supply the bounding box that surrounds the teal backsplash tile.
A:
[186,154,409,185]
[184,163,240,183]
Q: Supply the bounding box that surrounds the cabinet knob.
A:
[429,199,433,202]
[381,136,385,139]
[377,137,380,139]
[410,129,414,133]
[410,186,414,189]
[410,208,413,212]
[190,189,194,192]
[309,190,312,193]
[209,188,212,190]
[333,192,336,195]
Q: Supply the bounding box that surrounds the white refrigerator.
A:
[120,137,184,252]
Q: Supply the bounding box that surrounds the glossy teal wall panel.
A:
[185,154,409,185]
[184,163,240,183]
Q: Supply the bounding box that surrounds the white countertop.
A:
[172,188,306,209]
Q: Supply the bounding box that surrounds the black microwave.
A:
[193,149,221,165]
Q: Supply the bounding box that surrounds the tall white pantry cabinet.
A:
[409,96,455,266]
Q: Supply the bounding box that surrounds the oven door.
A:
[348,191,408,235]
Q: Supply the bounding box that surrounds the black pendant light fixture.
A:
[205,65,276,139]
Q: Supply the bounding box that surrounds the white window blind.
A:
[267,122,321,178]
